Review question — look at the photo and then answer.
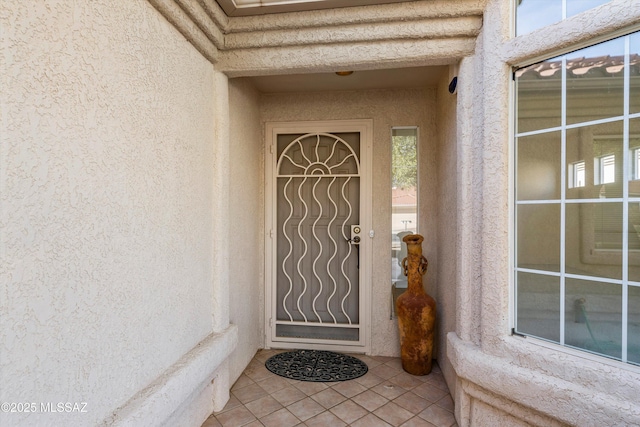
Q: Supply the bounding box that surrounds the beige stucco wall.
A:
[260,88,438,356]
[435,67,459,395]
[1,1,235,426]
[228,78,264,382]
[449,1,640,426]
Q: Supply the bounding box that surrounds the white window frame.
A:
[513,29,640,365]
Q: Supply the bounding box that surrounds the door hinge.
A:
[269,229,274,238]
[269,318,273,328]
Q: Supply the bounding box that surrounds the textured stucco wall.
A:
[260,88,437,356]
[449,0,640,426]
[228,78,264,382]
[435,66,459,395]
[0,1,220,425]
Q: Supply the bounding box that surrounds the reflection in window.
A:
[569,161,585,188]
[596,154,616,185]
[632,148,640,181]
[516,0,610,37]
[391,127,418,316]
[514,30,640,365]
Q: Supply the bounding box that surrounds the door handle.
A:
[349,225,361,245]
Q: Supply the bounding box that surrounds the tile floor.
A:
[202,349,457,427]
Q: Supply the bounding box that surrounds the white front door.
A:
[265,120,372,352]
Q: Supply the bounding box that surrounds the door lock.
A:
[350,225,362,245]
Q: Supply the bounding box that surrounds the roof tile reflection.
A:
[516,54,640,79]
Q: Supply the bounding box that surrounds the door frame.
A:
[264,119,373,354]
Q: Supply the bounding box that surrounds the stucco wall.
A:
[449,0,640,426]
[260,88,437,356]
[228,78,264,382]
[0,1,225,425]
[435,67,459,395]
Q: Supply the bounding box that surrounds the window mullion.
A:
[560,55,567,346]
[622,35,631,363]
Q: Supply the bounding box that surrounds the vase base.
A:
[401,359,433,376]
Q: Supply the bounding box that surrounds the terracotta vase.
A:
[395,234,436,375]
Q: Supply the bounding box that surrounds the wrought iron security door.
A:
[267,124,370,350]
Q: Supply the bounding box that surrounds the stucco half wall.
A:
[1,1,236,426]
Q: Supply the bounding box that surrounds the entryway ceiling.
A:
[247,66,448,93]
[217,0,420,16]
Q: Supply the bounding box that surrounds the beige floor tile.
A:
[309,387,347,409]
[400,416,437,427]
[426,373,449,391]
[304,410,347,427]
[351,354,383,368]
[412,383,449,403]
[214,394,242,414]
[389,372,426,390]
[371,364,403,380]
[216,405,257,427]
[329,399,369,424]
[246,365,276,382]
[393,391,431,414]
[286,397,325,421]
[232,374,256,391]
[349,413,393,427]
[331,380,367,398]
[384,358,404,371]
[256,375,290,394]
[373,401,414,426]
[372,355,396,363]
[201,357,455,427]
[201,415,222,427]
[259,408,300,427]
[418,405,457,427]
[354,372,385,388]
[245,395,283,418]
[291,380,328,396]
[435,395,454,412]
[351,390,389,412]
[233,383,269,404]
[372,382,409,400]
[270,386,307,406]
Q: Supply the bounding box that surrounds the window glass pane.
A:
[516,0,610,37]
[517,204,560,272]
[566,38,625,125]
[516,0,561,37]
[391,127,417,302]
[628,119,640,195]
[567,121,623,200]
[516,60,562,133]
[565,278,621,360]
[631,32,640,114]
[628,203,640,282]
[566,0,609,18]
[517,132,561,200]
[629,285,640,365]
[566,203,622,280]
[516,272,560,342]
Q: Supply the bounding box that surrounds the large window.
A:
[514,29,640,364]
[516,0,610,36]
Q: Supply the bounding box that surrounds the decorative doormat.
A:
[265,350,368,382]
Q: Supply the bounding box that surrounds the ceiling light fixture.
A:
[335,71,354,76]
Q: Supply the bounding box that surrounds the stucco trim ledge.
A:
[102,324,238,426]
[447,332,640,426]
